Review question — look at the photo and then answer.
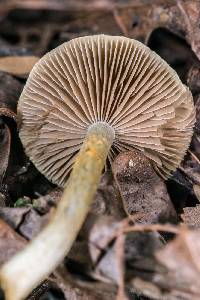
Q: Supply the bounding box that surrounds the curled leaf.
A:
[112,151,177,223]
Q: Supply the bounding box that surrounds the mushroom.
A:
[0,35,195,300]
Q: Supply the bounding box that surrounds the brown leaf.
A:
[155,228,200,297]
[0,207,30,229]
[180,152,200,187]
[131,277,192,300]
[88,216,124,264]
[0,206,51,240]
[0,72,23,189]
[0,56,39,76]
[0,219,26,266]
[124,224,200,300]
[54,266,117,300]
[0,121,11,183]
[0,0,113,13]
[88,217,127,299]
[182,205,200,228]
[92,171,126,220]
[19,209,49,240]
[187,66,200,94]
[177,1,200,60]
[112,151,177,223]
[95,239,123,284]
[0,71,22,113]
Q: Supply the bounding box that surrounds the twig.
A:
[188,149,200,166]
[124,223,180,234]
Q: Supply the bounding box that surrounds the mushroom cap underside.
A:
[17,35,195,186]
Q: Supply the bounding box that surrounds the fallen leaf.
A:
[131,277,191,300]
[0,207,30,229]
[0,0,114,13]
[0,121,11,184]
[91,171,126,220]
[0,206,51,240]
[0,219,26,266]
[89,216,124,264]
[155,228,200,297]
[187,65,200,94]
[112,151,177,223]
[0,56,39,76]
[0,71,23,203]
[19,209,49,240]
[180,152,200,187]
[181,205,200,228]
[54,265,117,300]
[177,0,200,60]
[0,71,22,113]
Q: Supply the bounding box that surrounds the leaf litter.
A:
[1,1,200,300]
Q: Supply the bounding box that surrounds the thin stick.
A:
[0,122,115,300]
[188,149,200,166]
[124,223,180,234]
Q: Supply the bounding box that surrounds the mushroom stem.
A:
[0,122,115,300]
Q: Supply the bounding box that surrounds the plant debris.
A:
[0,219,26,267]
[0,1,200,300]
[112,150,177,223]
[0,56,39,77]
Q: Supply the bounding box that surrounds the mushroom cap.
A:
[17,35,195,186]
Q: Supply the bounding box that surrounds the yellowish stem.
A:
[0,122,114,300]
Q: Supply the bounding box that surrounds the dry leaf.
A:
[95,237,123,284]
[0,206,50,240]
[131,277,192,300]
[19,209,49,240]
[89,216,124,264]
[0,72,23,191]
[0,121,11,184]
[88,217,127,299]
[0,0,114,13]
[181,205,200,228]
[193,184,200,201]
[155,228,200,297]
[91,171,125,220]
[0,219,26,266]
[126,224,200,300]
[0,71,22,113]
[187,66,200,94]
[177,1,200,60]
[112,150,177,223]
[0,207,30,229]
[0,56,39,76]
[54,265,117,300]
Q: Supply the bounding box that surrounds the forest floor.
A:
[0,1,200,299]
